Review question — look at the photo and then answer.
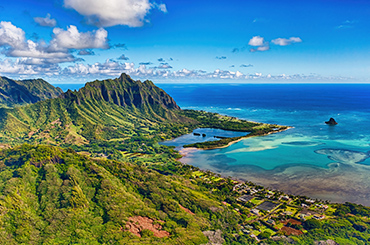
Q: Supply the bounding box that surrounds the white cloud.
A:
[271,37,302,46]
[248,36,265,46]
[0,58,60,75]
[157,63,172,69]
[335,20,358,29]
[64,0,167,27]
[250,46,270,52]
[34,13,57,27]
[248,36,270,52]
[154,3,167,13]
[50,25,108,51]
[0,22,109,64]
[0,21,74,63]
[247,36,301,52]
[0,21,25,49]
[63,60,136,76]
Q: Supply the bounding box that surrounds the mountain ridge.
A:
[0,76,63,108]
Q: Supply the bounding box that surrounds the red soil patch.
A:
[282,218,302,226]
[179,204,195,215]
[125,216,170,238]
[280,226,303,236]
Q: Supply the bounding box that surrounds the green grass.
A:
[250,198,264,206]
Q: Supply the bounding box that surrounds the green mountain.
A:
[0,77,63,108]
[0,73,193,146]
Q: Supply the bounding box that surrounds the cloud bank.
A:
[0,58,354,83]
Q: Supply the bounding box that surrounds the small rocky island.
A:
[325,118,338,125]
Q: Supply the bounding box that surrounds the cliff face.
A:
[60,73,180,110]
[0,77,63,107]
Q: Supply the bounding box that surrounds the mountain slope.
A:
[0,77,63,108]
[0,144,239,244]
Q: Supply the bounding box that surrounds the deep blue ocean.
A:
[159,84,370,205]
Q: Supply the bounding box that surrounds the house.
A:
[238,194,253,202]
[313,215,325,220]
[305,199,315,204]
[300,210,313,216]
[266,219,275,225]
[257,201,280,212]
[316,204,329,209]
[280,195,290,201]
[233,183,243,191]
[251,208,260,215]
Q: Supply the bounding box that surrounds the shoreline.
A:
[178,126,293,163]
[184,126,293,151]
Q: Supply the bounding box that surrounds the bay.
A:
[159,83,370,205]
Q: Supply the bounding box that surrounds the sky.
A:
[0,0,370,84]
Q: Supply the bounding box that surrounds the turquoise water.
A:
[159,84,370,205]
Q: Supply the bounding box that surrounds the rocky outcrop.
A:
[325,118,338,125]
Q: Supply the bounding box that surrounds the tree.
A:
[303,219,321,230]
[258,231,271,239]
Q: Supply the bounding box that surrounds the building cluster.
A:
[232,182,333,241]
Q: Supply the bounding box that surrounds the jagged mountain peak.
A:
[61,73,180,110]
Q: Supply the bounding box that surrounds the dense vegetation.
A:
[0,76,62,108]
[0,144,243,244]
[0,73,368,244]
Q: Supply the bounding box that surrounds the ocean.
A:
[159,83,370,205]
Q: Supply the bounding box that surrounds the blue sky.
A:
[0,0,369,83]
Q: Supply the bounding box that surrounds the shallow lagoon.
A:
[159,84,370,205]
[160,128,248,150]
